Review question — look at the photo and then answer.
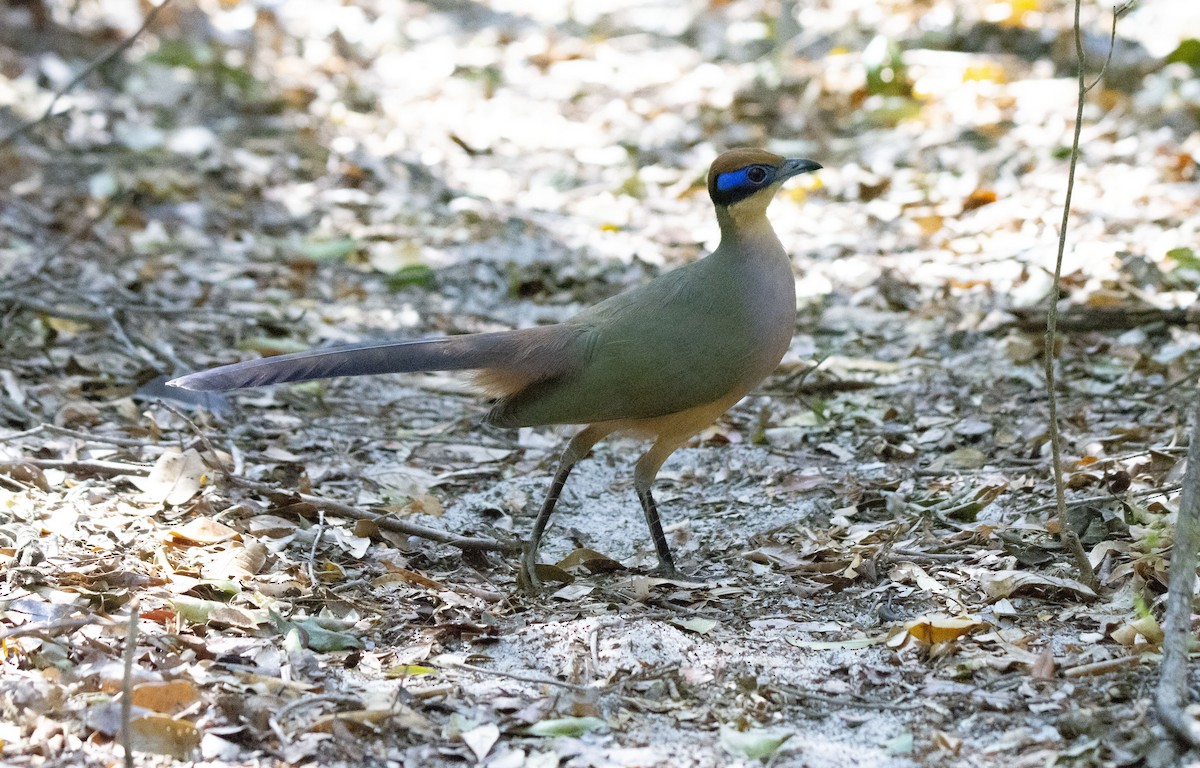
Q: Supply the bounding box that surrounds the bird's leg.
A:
[634,437,689,578]
[636,488,676,577]
[520,423,612,592]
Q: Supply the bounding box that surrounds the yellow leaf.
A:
[167,518,239,546]
[902,615,988,644]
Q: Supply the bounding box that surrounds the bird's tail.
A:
[167,327,578,392]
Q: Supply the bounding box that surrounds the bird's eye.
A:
[746,166,768,184]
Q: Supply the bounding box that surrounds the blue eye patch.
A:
[716,168,751,191]
[716,165,774,191]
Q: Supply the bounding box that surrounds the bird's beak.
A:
[779,158,822,180]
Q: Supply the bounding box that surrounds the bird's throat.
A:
[716,198,776,242]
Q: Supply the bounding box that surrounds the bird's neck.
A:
[714,205,782,258]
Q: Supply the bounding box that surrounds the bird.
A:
[169,148,821,590]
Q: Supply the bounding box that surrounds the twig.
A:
[0,291,219,321]
[441,659,588,692]
[121,601,138,768]
[773,684,919,711]
[0,615,99,641]
[0,423,168,448]
[273,693,364,723]
[307,510,325,588]
[106,307,161,366]
[25,458,152,476]
[0,0,173,150]
[227,475,522,553]
[0,295,112,324]
[1023,484,1183,516]
[1156,404,1200,747]
[0,424,46,443]
[1063,654,1141,678]
[0,293,180,371]
[1153,366,1200,399]
[158,402,226,471]
[773,353,831,391]
[889,549,976,562]
[1042,0,1131,592]
[1084,2,1135,94]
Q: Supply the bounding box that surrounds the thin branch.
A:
[0,616,99,641]
[0,295,112,324]
[774,684,920,711]
[34,423,170,448]
[1156,404,1200,748]
[307,510,325,588]
[1062,654,1141,678]
[227,475,522,554]
[25,458,152,476]
[0,0,173,150]
[0,425,46,444]
[440,659,588,692]
[121,601,138,768]
[1084,2,1135,95]
[273,693,364,723]
[1043,0,1113,591]
[1023,484,1183,516]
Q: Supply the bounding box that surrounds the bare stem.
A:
[1156,405,1200,747]
[1044,0,1108,590]
[121,601,138,768]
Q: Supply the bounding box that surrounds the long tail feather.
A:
[168,329,573,392]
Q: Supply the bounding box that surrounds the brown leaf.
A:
[1029,646,1055,680]
[131,680,200,714]
[128,713,202,759]
[167,517,239,546]
[961,188,997,212]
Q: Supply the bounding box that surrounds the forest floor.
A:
[2,0,1200,766]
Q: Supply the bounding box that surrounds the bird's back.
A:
[488,235,795,428]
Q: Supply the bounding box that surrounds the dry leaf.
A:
[979,570,1097,601]
[131,680,200,714]
[167,517,239,546]
[128,449,208,506]
[129,713,202,759]
[896,615,988,645]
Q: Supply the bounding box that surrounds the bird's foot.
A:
[651,559,679,580]
[517,546,542,594]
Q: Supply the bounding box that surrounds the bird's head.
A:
[707,148,821,228]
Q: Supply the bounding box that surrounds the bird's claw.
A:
[518,545,542,594]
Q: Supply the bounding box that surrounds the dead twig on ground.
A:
[227,475,522,554]
[440,659,589,692]
[774,684,920,711]
[26,458,152,476]
[1063,655,1142,678]
[0,616,100,641]
[1009,305,1199,332]
[307,510,325,588]
[1023,484,1183,516]
[0,423,160,448]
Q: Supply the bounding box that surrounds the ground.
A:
[1,0,1200,766]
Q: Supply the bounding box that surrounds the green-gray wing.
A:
[488,264,761,427]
